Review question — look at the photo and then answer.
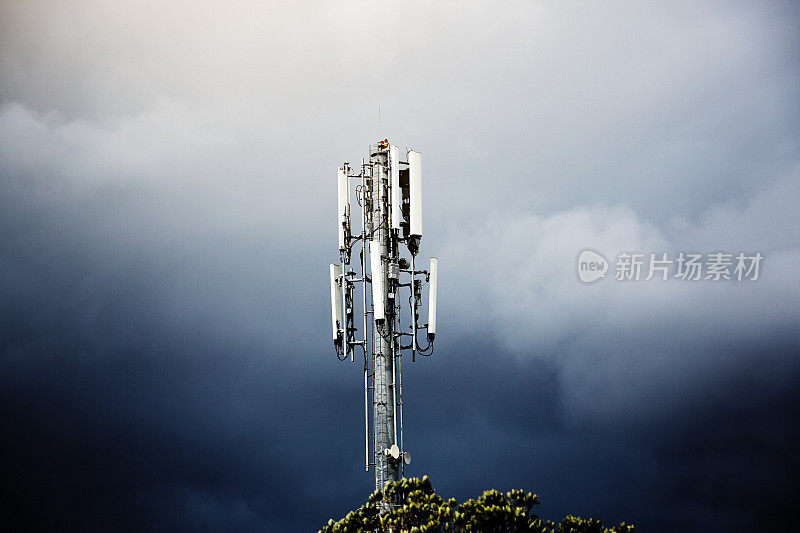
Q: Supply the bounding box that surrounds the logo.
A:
[577,249,608,283]
[576,249,762,283]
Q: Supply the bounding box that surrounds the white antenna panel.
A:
[370,242,385,321]
[337,166,349,251]
[390,145,402,230]
[408,151,422,238]
[329,263,342,341]
[427,257,437,338]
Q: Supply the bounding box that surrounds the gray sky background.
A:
[1,1,798,531]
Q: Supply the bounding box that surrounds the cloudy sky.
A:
[1,1,798,531]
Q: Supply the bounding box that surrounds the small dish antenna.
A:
[388,444,400,460]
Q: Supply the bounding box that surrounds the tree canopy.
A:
[321,477,635,533]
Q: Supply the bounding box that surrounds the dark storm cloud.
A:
[403,335,800,532]
[0,102,344,530]
[1,1,799,532]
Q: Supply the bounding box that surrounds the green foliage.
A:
[320,477,635,533]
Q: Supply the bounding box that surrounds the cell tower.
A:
[329,139,438,501]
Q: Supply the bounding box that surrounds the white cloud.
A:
[1,0,798,433]
[438,171,800,425]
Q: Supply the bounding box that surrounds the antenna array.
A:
[329,139,438,502]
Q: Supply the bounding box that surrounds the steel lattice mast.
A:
[329,139,438,501]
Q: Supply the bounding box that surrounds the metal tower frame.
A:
[329,139,438,503]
